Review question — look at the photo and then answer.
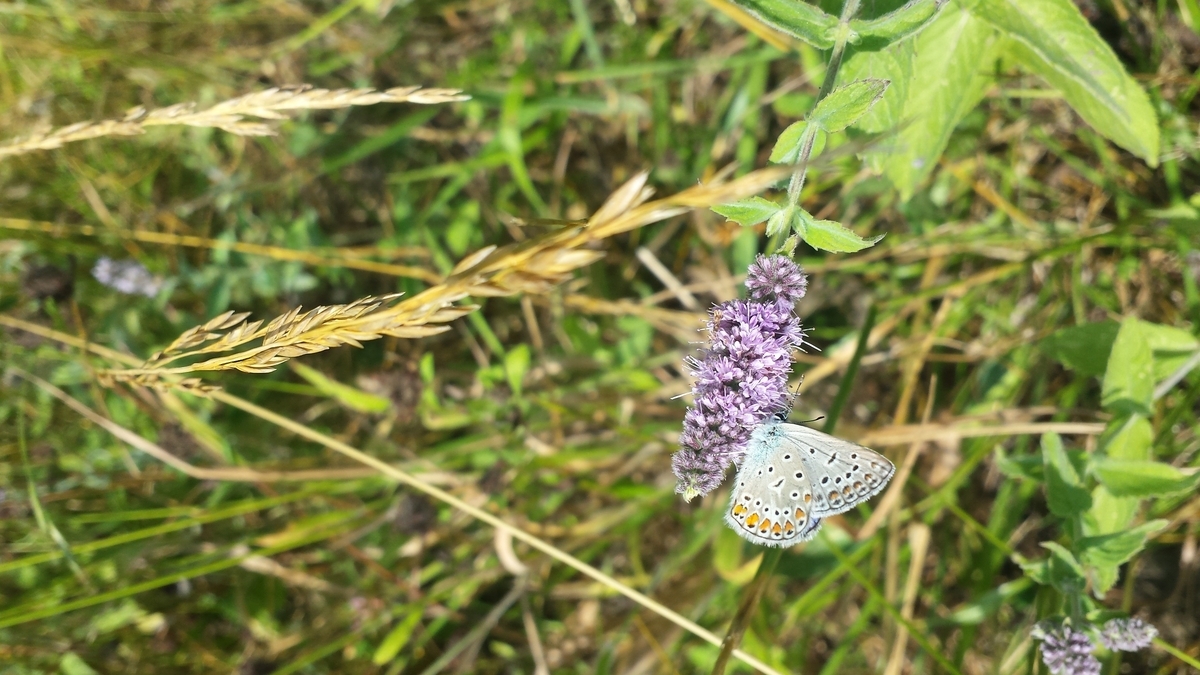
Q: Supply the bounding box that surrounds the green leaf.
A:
[1093,458,1200,497]
[1089,564,1120,598]
[731,0,838,49]
[1024,542,1085,590]
[994,447,1042,481]
[880,3,998,199]
[60,654,99,675]
[1097,414,1152,461]
[1101,317,1154,414]
[1079,520,1166,568]
[712,197,783,227]
[1042,432,1091,518]
[1083,485,1138,537]
[850,0,949,50]
[840,40,915,133]
[1039,321,1119,377]
[809,79,890,133]
[1140,322,1200,353]
[373,607,424,664]
[974,0,1159,164]
[1140,322,1200,382]
[770,121,813,163]
[800,213,883,253]
[504,344,532,397]
[291,362,391,414]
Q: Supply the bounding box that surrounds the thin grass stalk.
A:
[0,217,439,283]
[0,85,468,159]
[709,305,876,675]
[0,318,783,675]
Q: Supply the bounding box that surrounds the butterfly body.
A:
[725,421,896,548]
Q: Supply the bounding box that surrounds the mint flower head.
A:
[1032,623,1101,675]
[1099,617,1157,652]
[673,255,808,501]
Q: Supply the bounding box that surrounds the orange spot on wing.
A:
[758,518,772,533]
[733,503,746,516]
[772,523,783,535]
[784,521,795,533]
[746,513,760,528]
[795,508,805,519]
[803,494,812,503]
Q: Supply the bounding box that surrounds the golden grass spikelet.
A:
[98,166,789,393]
[0,85,469,158]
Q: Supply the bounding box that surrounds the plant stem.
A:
[708,303,875,675]
[785,0,863,210]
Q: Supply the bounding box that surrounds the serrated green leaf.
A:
[1101,317,1154,414]
[712,197,782,227]
[291,362,391,414]
[1093,458,1200,497]
[1041,541,1086,589]
[801,216,883,253]
[770,121,812,163]
[1083,485,1138,537]
[1039,321,1119,377]
[880,3,998,199]
[840,40,915,133]
[732,0,838,49]
[849,0,949,50]
[1089,564,1120,597]
[1042,433,1091,518]
[809,79,890,133]
[974,0,1159,164]
[1079,520,1166,568]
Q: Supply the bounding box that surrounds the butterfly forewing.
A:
[777,424,896,517]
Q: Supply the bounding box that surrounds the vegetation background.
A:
[1,0,1198,674]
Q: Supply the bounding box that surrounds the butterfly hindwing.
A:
[776,424,896,517]
[724,424,820,548]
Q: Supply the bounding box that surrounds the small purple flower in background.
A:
[1032,623,1101,675]
[1099,617,1157,652]
[673,255,808,501]
[92,257,164,298]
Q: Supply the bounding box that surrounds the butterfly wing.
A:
[725,431,822,548]
[777,424,895,517]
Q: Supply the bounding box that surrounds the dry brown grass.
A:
[96,167,790,393]
[0,85,468,158]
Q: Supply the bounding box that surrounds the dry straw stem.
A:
[0,85,468,159]
[0,216,439,284]
[1,315,783,675]
[99,167,791,393]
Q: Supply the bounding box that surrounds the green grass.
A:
[2,1,1200,674]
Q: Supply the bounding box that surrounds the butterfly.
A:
[724,420,895,547]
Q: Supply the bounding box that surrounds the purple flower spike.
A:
[745,254,808,304]
[1034,624,1101,675]
[1099,618,1157,652]
[673,255,807,501]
